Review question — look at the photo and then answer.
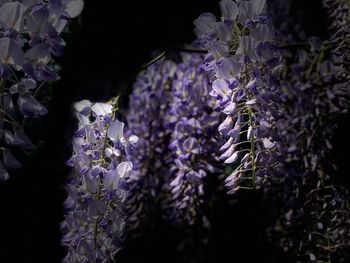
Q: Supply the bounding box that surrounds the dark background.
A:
[0,1,348,262]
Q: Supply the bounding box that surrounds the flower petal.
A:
[3,149,22,170]
[0,2,26,31]
[219,0,238,20]
[117,161,132,179]
[18,94,48,118]
[108,120,124,141]
[64,0,84,18]
[92,103,112,117]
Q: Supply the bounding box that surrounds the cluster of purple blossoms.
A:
[0,0,84,180]
[126,51,223,227]
[126,59,176,230]
[59,1,349,262]
[163,52,221,224]
[194,0,283,193]
[192,0,350,261]
[61,99,138,262]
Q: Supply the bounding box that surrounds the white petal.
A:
[74,99,91,113]
[224,151,239,164]
[117,161,132,179]
[91,102,112,116]
[262,138,275,149]
[219,0,238,20]
[103,169,119,190]
[64,0,84,18]
[108,120,124,141]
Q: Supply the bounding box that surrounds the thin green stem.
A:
[93,96,120,250]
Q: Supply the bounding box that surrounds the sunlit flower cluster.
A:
[61,99,138,262]
[194,0,283,193]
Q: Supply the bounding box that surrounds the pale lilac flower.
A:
[62,99,138,262]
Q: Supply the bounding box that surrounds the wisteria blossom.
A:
[193,0,350,262]
[0,0,84,180]
[61,99,138,262]
[163,52,222,224]
[194,0,283,193]
[0,0,346,262]
[126,59,176,230]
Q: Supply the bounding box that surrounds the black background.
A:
[0,1,349,262]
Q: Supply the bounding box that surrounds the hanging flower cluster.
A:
[125,52,222,227]
[163,52,222,224]
[194,0,283,193]
[61,99,138,262]
[192,0,350,261]
[0,0,84,180]
[125,59,176,230]
[60,0,350,262]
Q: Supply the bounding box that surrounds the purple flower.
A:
[62,99,137,262]
[18,94,48,118]
[0,0,85,180]
[126,58,177,230]
[194,0,283,193]
[162,52,222,224]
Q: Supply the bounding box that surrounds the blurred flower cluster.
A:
[0,0,84,180]
[125,51,223,229]
[267,0,350,261]
[125,58,176,231]
[163,52,222,224]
